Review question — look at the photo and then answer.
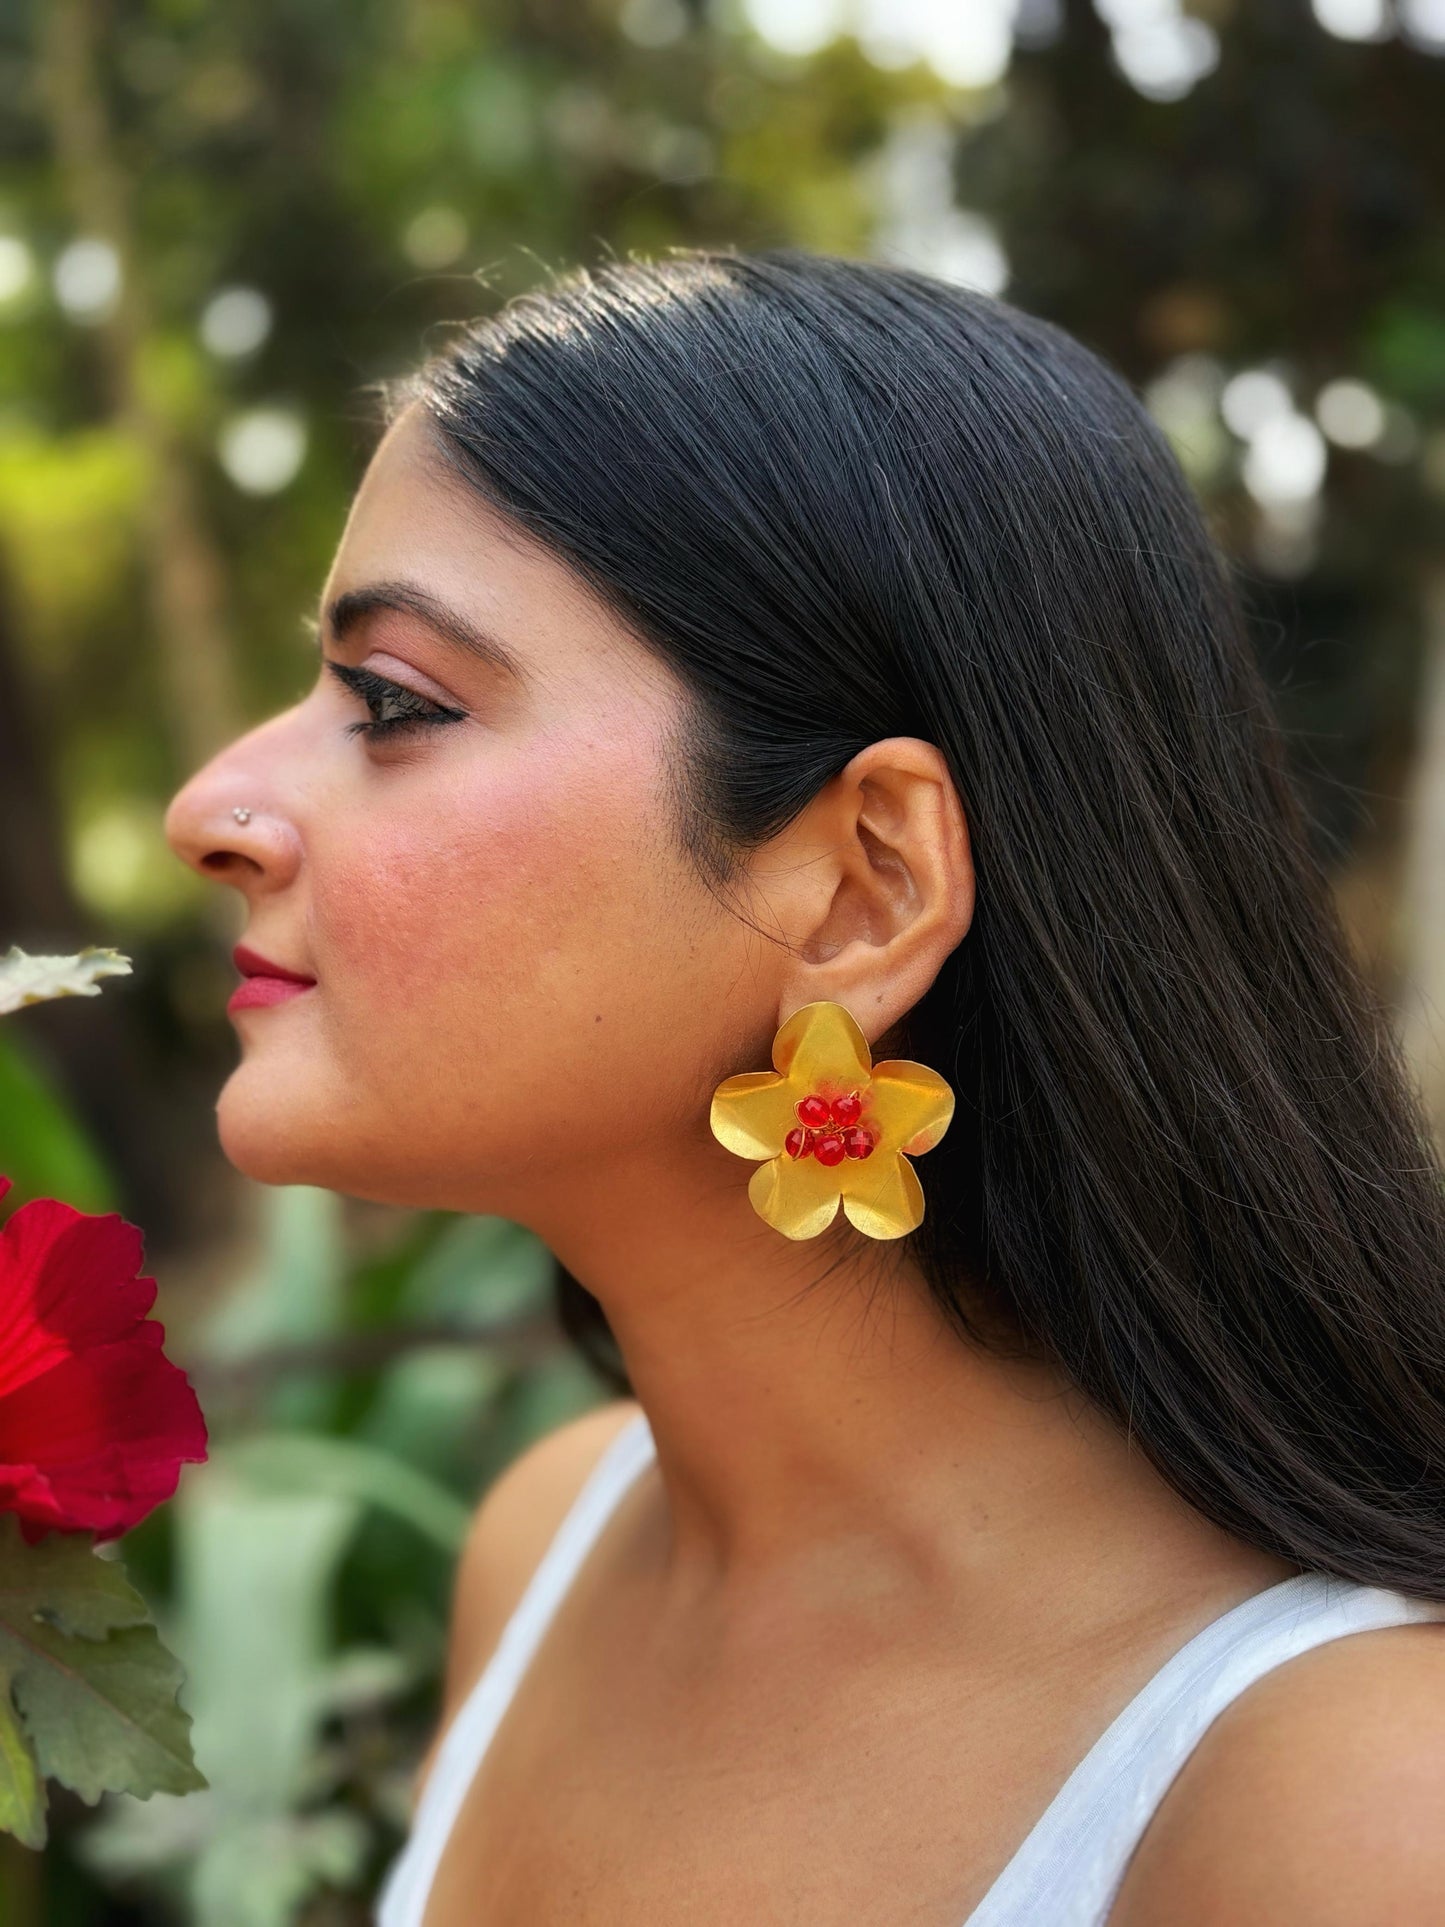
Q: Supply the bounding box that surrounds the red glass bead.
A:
[813,1131,846,1167]
[843,1127,875,1159]
[830,1091,862,1127]
[796,1093,831,1128]
[784,1126,812,1159]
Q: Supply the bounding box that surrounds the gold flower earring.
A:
[709,1000,955,1241]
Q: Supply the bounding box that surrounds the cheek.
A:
[310,732,718,1134]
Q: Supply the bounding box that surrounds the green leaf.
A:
[13,1618,207,1807]
[0,1516,205,1845]
[0,1517,152,1638]
[0,946,132,1017]
[201,1186,346,1431]
[0,1028,117,1212]
[71,1472,373,1896]
[168,1472,362,1809]
[213,1433,471,1553]
[74,1471,374,1919]
[399,1212,553,1326]
[0,1689,44,1850]
[189,1811,371,1927]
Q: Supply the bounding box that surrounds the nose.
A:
[164,708,306,897]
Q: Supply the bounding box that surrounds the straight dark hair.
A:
[381,247,1445,1601]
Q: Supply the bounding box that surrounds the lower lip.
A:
[228,977,316,1014]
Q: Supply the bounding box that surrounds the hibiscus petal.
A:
[0,1331,207,1542]
[840,1153,927,1239]
[0,1459,64,1542]
[865,1059,956,1156]
[0,1198,156,1402]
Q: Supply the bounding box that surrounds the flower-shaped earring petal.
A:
[709,1001,954,1241]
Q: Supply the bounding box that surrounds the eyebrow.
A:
[310,579,526,681]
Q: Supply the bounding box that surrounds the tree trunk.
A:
[38,0,244,775]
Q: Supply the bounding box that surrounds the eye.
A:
[325,660,466,742]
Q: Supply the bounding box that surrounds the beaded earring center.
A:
[783,1088,878,1166]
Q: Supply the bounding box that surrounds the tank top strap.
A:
[376,1407,656,1927]
[963,1570,1445,1926]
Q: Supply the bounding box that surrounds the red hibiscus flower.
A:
[0,1175,207,1544]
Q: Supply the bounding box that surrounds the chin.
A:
[213,1065,350,1191]
[216,1099,328,1189]
[213,1075,451,1208]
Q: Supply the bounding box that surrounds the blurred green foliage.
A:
[1,0,1443,1918]
[55,1186,603,1926]
[0,1030,115,1212]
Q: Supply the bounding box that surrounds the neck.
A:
[524,1155,1300,1639]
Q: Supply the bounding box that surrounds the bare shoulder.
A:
[1109,1618,1445,1926]
[410,1396,643,1807]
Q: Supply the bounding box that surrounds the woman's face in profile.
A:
[164,403,747,1216]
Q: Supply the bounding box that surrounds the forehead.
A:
[326,402,666,702]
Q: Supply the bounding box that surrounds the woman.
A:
[165,249,1445,1925]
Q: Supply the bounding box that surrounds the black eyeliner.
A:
[324,659,467,741]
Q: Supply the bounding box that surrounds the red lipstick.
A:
[229,943,317,1015]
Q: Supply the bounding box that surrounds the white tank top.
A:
[376,1407,1445,1926]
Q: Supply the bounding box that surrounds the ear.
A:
[753,737,975,1042]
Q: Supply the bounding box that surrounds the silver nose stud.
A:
[232,807,252,825]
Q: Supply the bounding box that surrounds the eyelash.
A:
[325,660,467,741]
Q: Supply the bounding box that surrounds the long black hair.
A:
[380,247,1445,1600]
